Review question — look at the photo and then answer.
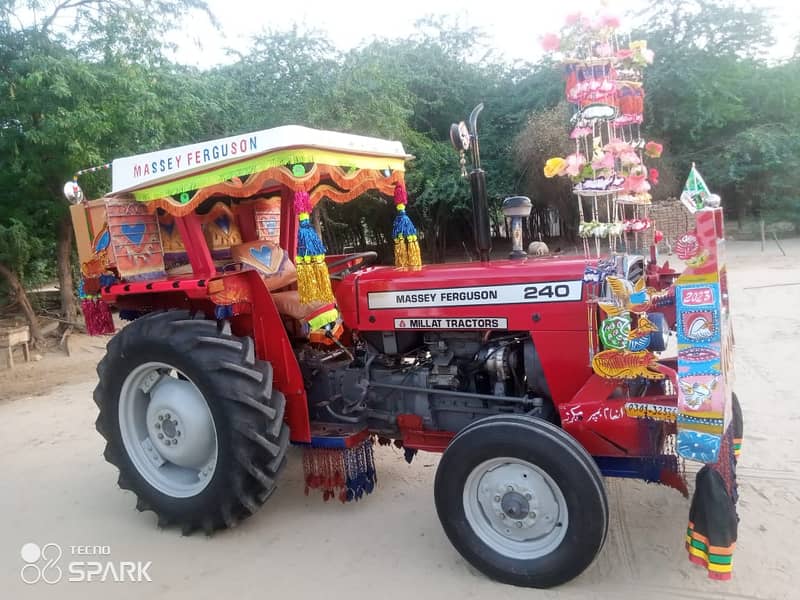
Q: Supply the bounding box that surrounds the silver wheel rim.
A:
[463,457,568,560]
[119,362,218,498]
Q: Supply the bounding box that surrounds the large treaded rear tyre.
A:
[434,415,608,588]
[94,310,289,534]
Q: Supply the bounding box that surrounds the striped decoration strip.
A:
[685,521,734,580]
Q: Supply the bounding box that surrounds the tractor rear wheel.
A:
[94,310,289,533]
[434,415,608,588]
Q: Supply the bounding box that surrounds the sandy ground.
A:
[1,239,799,600]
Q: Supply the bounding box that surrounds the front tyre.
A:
[434,415,608,588]
[95,310,289,534]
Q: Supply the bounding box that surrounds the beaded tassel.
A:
[294,190,335,305]
[302,439,377,503]
[392,184,421,268]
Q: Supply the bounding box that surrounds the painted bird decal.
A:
[679,376,719,410]
[592,349,665,380]
[627,313,659,351]
[600,276,671,316]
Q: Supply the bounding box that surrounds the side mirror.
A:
[449,121,470,152]
[63,181,84,204]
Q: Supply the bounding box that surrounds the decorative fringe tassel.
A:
[295,190,336,307]
[81,298,115,336]
[686,426,738,580]
[392,184,422,268]
[302,438,377,503]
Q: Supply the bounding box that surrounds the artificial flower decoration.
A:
[544,157,567,178]
[565,12,582,25]
[564,153,587,177]
[570,125,592,139]
[592,152,614,171]
[624,166,651,194]
[600,14,621,29]
[649,167,660,185]
[619,150,641,166]
[604,138,632,155]
[629,40,655,66]
[645,141,663,158]
[541,33,561,52]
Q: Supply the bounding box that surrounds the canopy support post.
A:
[175,213,215,279]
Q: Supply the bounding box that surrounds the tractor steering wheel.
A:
[327,252,378,279]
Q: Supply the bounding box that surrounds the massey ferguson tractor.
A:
[66,108,741,587]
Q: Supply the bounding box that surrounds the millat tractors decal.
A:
[394,317,508,330]
[367,281,582,309]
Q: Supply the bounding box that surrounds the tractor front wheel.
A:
[434,415,608,588]
[94,310,289,533]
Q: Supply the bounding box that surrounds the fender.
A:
[227,269,311,443]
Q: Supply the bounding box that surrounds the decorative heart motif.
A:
[121,223,146,245]
[687,316,713,339]
[249,245,273,266]
[93,228,110,252]
[214,215,230,234]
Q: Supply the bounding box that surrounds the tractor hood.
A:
[336,256,593,333]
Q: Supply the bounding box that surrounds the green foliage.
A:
[1,0,798,307]
[634,0,800,223]
[0,218,45,283]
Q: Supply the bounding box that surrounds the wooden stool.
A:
[1,325,31,369]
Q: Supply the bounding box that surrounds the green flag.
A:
[680,163,711,212]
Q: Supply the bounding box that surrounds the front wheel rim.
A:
[463,457,568,560]
[118,362,218,498]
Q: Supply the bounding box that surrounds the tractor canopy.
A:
[108,125,413,214]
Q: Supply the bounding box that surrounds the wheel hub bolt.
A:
[494,495,501,502]
[525,493,532,500]
[157,433,164,440]
[506,485,514,492]
[516,521,523,528]
[155,422,161,429]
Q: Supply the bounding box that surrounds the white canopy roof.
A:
[111,125,410,195]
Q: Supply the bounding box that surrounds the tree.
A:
[0,219,45,344]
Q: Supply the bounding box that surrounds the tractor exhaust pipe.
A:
[451,103,492,262]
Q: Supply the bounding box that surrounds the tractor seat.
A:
[231,240,297,291]
[231,240,327,322]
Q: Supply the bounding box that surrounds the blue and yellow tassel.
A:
[392,184,421,268]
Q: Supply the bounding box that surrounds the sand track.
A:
[1,239,798,599]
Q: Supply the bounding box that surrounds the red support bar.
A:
[280,187,298,262]
[175,213,215,279]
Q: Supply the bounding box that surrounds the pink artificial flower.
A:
[565,12,582,26]
[541,33,561,52]
[594,42,613,57]
[616,48,633,60]
[619,150,641,166]
[604,138,632,155]
[649,168,660,185]
[642,48,655,64]
[645,141,663,158]
[564,153,586,177]
[624,173,651,194]
[591,152,615,171]
[570,125,592,139]
[601,14,621,29]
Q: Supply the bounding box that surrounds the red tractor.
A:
[67,110,739,588]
